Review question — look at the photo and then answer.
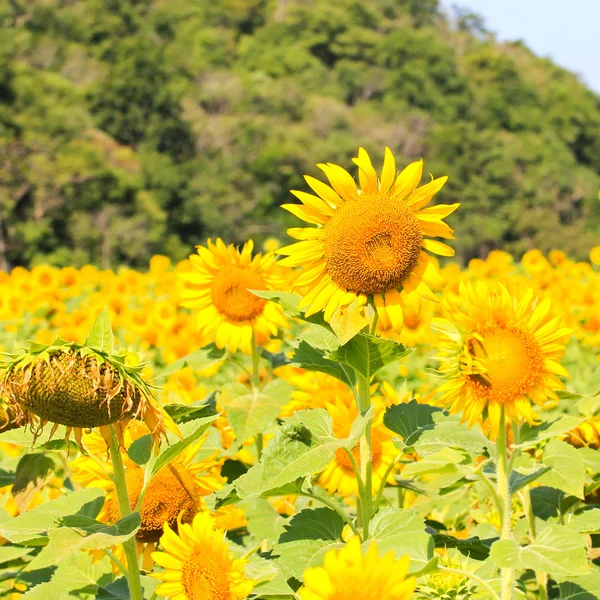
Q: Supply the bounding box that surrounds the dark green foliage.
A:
[0,0,599,269]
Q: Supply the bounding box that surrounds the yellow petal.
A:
[290,190,335,216]
[317,163,358,200]
[391,160,423,199]
[380,146,396,192]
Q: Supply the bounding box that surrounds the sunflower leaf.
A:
[368,507,433,573]
[26,513,141,571]
[490,525,589,576]
[537,439,586,499]
[223,379,292,444]
[151,414,218,475]
[236,407,372,499]
[329,333,410,379]
[291,341,356,388]
[0,488,106,544]
[84,307,114,355]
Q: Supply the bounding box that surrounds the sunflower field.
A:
[0,148,600,600]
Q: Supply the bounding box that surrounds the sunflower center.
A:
[323,193,423,295]
[108,464,200,543]
[334,438,383,471]
[467,325,544,403]
[181,554,232,600]
[211,267,267,321]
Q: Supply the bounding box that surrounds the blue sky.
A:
[447,0,600,93]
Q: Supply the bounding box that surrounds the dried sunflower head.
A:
[1,310,179,448]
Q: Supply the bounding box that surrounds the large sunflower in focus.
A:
[179,239,288,354]
[435,282,572,437]
[278,148,458,329]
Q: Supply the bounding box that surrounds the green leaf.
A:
[21,551,112,599]
[127,434,152,466]
[164,392,218,424]
[433,534,494,560]
[413,413,489,458]
[84,307,114,354]
[0,468,16,487]
[223,379,292,443]
[96,577,130,600]
[152,415,217,476]
[291,341,355,388]
[402,447,468,477]
[557,567,600,599]
[261,350,291,369]
[157,345,225,378]
[0,545,33,564]
[557,581,597,600]
[383,400,443,445]
[490,525,589,576]
[328,298,374,345]
[236,408,371,498]
[368,507,432,572]
[279,507,344,543]
[26,513,141,571]
[297,324,340,352]
[538,439,586,499]
[329,333,410,378]
[509,465,552,495]
[245,498,287,546]
[531,486,564,520]
[250,291,304,316]
[12,453,55,511]
[0,488,105,543]
[566,509,600,534]
[274,507,344,580]
[518,416,586,448]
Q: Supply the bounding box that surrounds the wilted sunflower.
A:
[435,282,572,437]
[1,338,179,448]
[318,395,396,497]
[179,239,288,354]
[71,433,224,570]
[151,511,255,600]
[299,536,416,600]
[277,147,458,330]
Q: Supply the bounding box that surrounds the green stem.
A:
[109,426,143,600]
[373,455,400,512]
[438,567,500,600]
[250,329,264,460]
[496,407,514,600]
[342,447,367,500]
[476,461,502,515]
[300,491,361,538]
[357,373,373,538]
[521,488,548,600]
[102,548,129,578]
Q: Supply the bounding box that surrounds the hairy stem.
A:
[496,407,514,600]
[109,426,143,600]
[250,329,264,460]
[357,372,373,538]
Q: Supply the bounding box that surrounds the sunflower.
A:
[299,536,416,600]
[71,433,224,570]
[277,147,457,330]
[151,512,255,600]
[435,282,572,437]
[318,395,396,497]
[179,239,288,354]
[0,338,179,449]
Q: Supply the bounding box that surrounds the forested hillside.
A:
[1,0,599,269]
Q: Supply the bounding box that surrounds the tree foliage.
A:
[0,0,599,268]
